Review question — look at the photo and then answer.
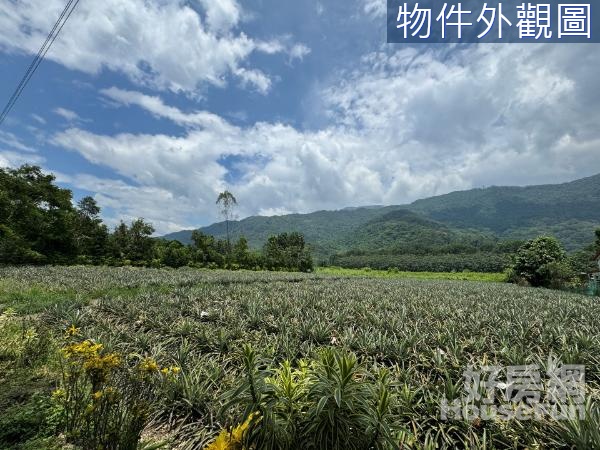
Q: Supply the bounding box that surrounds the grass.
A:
[0,280,81,314]
[317,266,508,282]
[0,265,598,449]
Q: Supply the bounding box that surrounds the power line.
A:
[0,0,81,127]
[4,0,76,118]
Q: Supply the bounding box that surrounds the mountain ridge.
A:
[163,173,600,256]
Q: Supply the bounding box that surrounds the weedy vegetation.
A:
[1,265,599,449]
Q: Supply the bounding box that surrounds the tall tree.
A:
[74,196,108,261]
[0,165,77,263]
[109,221,130,260]
[108,219,155,264]
[127,219,155,263]
[216,191,237,255]
[190,230,218,266]
[160,240,190,268]
[263,232,313,272]
[233,236,252,268]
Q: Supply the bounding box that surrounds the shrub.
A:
[213,346,395,450]
[55,332,180,450]
[160,241,191,268]
[512,236,571,288]
[263,233,314,272]
[538,260,577,290]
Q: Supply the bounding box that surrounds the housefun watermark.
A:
[441,361,587,421]
[387,1,600,43]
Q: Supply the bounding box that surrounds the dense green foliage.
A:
[317,267,507,282]
[155,230,313,272]
[410,173,600,250]
[338,210,498,253]
[330,252,511,273]
[0,165,104,264]
[507,232,600,290]
[0,165,312,272]
[263,232,313,272]
[165,173,600,262]
[510,236,570,287]
[1,266,600,449]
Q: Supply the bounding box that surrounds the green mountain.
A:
[164,173,600,257]
[165,206,401,258]
[338,209,496,254]
[409,173,600,250]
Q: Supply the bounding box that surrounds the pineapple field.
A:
[1,266,599,449]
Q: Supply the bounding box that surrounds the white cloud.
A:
[31,114,46,125]
[0,150,44,168]
[0,0,307,95]
[53,91,471,233]
[321,44,600,186]
[233,68,272,94]
[0,130,35,152]
[54,107,83,122]
[361,0,386,18]
[195,0,241,33]
[255,40,286,54]
[258,206,293,217]
[51,44,600,233]
[100,87,234,130]
[289,44,311,62]
[59,172,198,233]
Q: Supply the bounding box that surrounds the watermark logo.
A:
[440,361,586,421]
[387,1,599,43]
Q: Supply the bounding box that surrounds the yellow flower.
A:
[138,357,159,374]
[203,413,260,450]
[63,340,103,360]
[204,429,236,450]
[65,324,80,337]
[159,365,181,379]
[84,353,121,373]
[230,412,259,441]
[92,390,103,401]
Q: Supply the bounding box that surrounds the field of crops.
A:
[316,267,507,282]
[1,266,600,449]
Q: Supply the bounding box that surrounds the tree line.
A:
[0,165,313,272]
[329,252,511,273]
[332,230,600,291]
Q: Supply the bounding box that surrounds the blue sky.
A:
[1,0,599,234]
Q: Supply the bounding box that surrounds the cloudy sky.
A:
[0,0,599,234]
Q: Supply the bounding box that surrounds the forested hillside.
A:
[164,173,600,257]
[339,210,496,253]
[165,206,403,258]
[410,173,600,250]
